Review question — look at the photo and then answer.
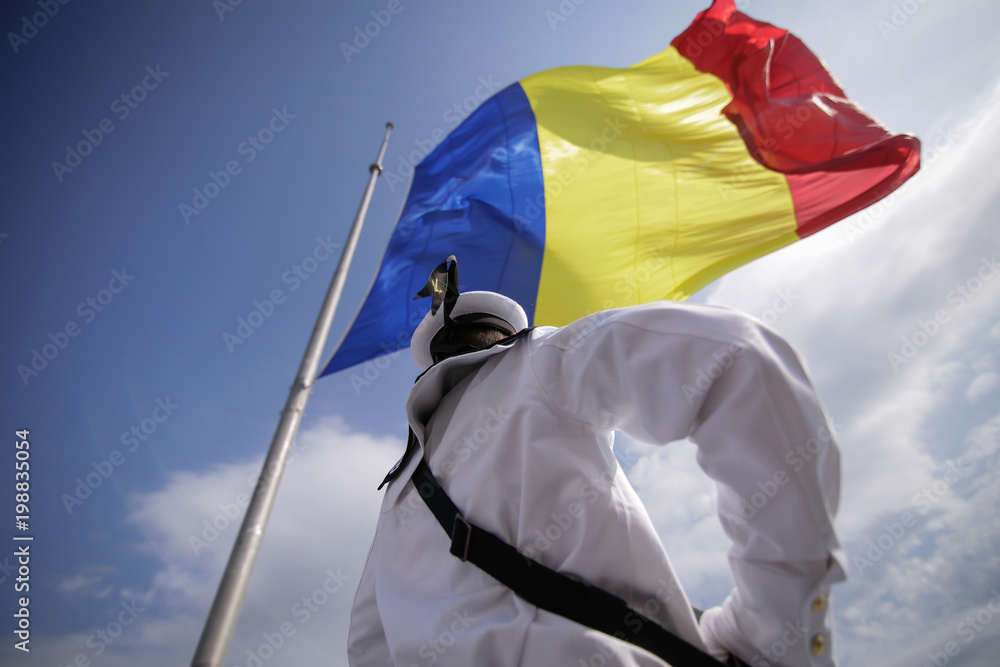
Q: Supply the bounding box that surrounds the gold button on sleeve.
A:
[811,633,827,655]
[811,594,827,612]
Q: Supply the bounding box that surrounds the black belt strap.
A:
[412,457,745,667]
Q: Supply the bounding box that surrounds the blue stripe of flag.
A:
[320,82,545,376]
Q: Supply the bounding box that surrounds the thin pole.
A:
[190,123,393,667]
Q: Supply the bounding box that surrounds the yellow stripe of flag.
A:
[521,45,799,326]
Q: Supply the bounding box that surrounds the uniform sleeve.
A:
[347,537,392,667]
[530,303,845,667]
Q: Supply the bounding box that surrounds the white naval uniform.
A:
[348,301,845,666]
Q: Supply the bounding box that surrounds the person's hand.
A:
[699,606,731,663]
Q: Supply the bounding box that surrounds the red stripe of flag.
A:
[673,0,921,238]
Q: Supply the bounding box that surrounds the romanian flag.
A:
[320,0,919,376]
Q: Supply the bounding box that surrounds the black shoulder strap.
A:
[411,457,744,667]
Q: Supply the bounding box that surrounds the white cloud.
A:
[966,371,999,403]
[18,417,403,667]
[618,437,732,598]
[56,567,116,598]
[842,410,1000,667]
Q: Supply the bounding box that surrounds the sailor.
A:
[348,257,845,666]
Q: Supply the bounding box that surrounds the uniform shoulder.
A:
[533,302,762,352]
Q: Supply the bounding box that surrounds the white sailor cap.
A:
[410,290,527,371]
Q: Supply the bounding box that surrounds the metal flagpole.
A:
[190,123,393,667]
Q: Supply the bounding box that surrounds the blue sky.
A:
[2,1,999,665]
